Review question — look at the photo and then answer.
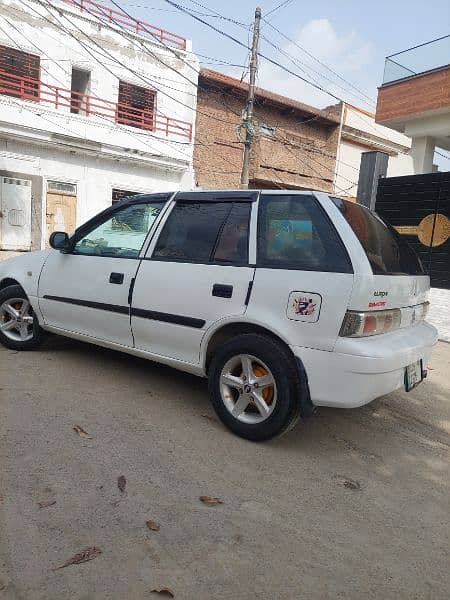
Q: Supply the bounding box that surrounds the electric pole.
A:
[240,6,262,188]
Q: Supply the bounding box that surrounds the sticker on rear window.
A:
[287,292,322,323]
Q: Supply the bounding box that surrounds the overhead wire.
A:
[262,19,375,106]
[7,0,383,190]
[24,0,251,160]
[106,0,358,187]
[160,0,393,140]
[264,0,295,19]
[0,16,192,161]
[35,0,251,169]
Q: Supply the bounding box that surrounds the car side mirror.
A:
[49,231,70,251]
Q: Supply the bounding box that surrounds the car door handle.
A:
[212,283,233,298]
[109,272,124,284]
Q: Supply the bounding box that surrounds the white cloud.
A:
[258,18,374,109]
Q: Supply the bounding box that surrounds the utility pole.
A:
[240,6,262,188]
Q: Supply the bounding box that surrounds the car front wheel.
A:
[0,285,46,350]
[208,333,302,441]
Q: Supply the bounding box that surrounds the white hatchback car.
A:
[0,191,438,440]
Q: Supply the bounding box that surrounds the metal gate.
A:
[0,176,32,251]
[376,171,450,289]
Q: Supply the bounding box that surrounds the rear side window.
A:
[257,195,352,273]
[214,203,250,264]
[153,201,250,264]
[331,197,425,275]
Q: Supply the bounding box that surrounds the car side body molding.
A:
[42,295,205,329]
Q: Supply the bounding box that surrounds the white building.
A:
[0,0,198,257]
[334,103,414,199]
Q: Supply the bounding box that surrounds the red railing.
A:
[62,0,187,50]
[0,70,193,141]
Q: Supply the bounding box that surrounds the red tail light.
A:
[339,303,430,338]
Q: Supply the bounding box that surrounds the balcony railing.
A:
[62,0,187,50]
[383,34,450,84]
[0,70,193,141]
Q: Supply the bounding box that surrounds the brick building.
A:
[194,69,341,191]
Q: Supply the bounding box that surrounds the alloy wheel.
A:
[219,354,277,424]
[0,298,35,342]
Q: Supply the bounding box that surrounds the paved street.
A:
[0,337,449,600]
[429,288,450,342]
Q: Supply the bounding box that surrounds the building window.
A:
[70,68,91,115]
[117,81,156,131]
[259,124,276,137]
[47,181,77,195]
[0,45,40,100]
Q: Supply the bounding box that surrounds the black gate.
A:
[376,171,450,289]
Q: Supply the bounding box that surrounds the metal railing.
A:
[62,0,187,49]
[383,34,450,84]
[0,70,193,141]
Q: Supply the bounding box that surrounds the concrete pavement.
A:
[0,337,449,600]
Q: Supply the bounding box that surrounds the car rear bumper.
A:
[291,322,438,408]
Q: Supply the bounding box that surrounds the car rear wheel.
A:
[0,285,46,350]
[208,334,302,441]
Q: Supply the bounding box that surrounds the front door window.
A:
[73,201,164,259]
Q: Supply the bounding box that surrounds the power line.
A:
[160,0,408,150]
[259,32,375,109]
[104,0,250,123]
[265,0,295,18]
[5,7,243,167]
[25,0,197,120]
[6,0,364,189]
[181,0,248,27]
[27,0,234,133]
[262,19,375,106]
[106,0,363,162]
[0,17,192,161]
[162,0,346,104]
[105,5,353,178]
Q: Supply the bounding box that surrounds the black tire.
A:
[0,285,46,351]
[208,333,303,441]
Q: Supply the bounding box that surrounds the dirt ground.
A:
[0,336,449,600]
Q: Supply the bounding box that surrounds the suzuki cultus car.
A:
[0,191,437,440]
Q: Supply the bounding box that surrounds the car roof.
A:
[120,189,324,204]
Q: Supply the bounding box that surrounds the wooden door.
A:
[46,192,77,242]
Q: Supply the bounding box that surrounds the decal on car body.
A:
[287,291,322,323]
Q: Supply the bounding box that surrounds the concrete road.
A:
[0,337,449,600]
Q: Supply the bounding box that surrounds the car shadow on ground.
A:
[39,335,450,457]
[31,336,450,520]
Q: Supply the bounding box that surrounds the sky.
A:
[115,0,450,111]
[111,0,449,167]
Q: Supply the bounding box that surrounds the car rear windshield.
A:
[331,197,425,275]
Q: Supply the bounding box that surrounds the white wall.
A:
[0,137,188,249]
[335,105,414,198]
[0,0,198,158]
[0,0,199,250]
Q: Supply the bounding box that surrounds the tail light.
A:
[340,308,401,337]
[339,301,429,338]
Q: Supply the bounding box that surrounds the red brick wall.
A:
[194,80,340,191]
[376,67,450,123]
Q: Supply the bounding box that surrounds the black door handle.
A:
[212,283,233,298]
[109,272,124,284]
